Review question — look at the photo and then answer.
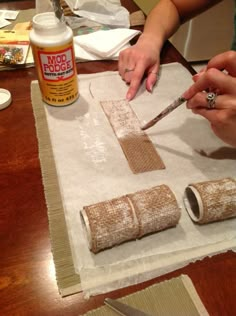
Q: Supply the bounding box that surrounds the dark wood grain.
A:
[0,1,235,315]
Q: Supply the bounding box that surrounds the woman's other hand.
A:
[118,34,161,101]
[183,51,236,147]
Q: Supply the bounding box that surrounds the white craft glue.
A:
[30,12,79,106]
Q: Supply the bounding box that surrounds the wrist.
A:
[138,33,163,52]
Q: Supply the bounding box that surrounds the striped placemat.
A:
[83,275,209,316]
[31,80,81,296]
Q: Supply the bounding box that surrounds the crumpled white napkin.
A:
[73,28,141,61]
[65,0,130,28]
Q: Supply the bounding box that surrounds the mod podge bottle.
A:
[30,12,79,106]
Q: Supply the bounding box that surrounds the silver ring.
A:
[124,68,135,73]
[206,92,217,109]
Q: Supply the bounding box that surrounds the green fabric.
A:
[83,275,209,316]
[31,81,81,297]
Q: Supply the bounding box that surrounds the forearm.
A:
[139,0,222,52]
[139,0,180,52]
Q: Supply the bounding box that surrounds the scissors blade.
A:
[104,298,152,316]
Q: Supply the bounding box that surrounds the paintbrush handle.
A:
[52,0,65,22]
[153,96,186,123]
[141,96,186,130]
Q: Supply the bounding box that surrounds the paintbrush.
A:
[52,0,65,23]
[141,96,186,130]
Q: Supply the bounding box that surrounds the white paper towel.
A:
[73,28,141,60]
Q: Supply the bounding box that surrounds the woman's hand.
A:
[183,51,236,147]
[118,34,161,101]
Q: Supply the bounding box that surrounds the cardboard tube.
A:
[184,178,236,224]
[81,185,181,253]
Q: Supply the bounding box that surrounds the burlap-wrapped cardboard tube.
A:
[183,178,236,224]
[81,185,181,253]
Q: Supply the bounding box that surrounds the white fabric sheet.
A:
[42,63,236,297]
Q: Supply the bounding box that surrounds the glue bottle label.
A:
[32,41,79,106]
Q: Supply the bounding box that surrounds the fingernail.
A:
[182,90,190,99]
[193,71,204,80]
[126,93,132,101]
[192,74,199,81]
[149,84,153,92]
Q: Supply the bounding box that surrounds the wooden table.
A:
[1,1,235,315]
